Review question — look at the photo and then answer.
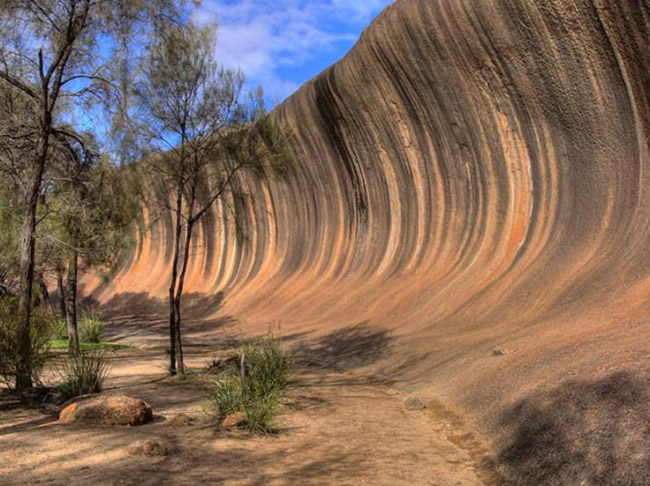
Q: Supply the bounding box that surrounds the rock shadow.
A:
[497,371,650,486]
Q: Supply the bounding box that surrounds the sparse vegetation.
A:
[241,337,291,397]
[50,318,68,340]
[79,311,104,344]
[0,296,52,390]
[241,394,281,434]
[48,311,126,351]
[55,350,109,402]
[210,374,245,417]
[209,335,291,434]
[134,18,294,376]
[0,0,182,390]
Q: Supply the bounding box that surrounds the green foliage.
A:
[0,0,194,390]
[210,375,245,419]
[55,351,109,402]
[241,336,291,398]
[49,310,127,351]
[208,335,291,434]
[79,311,104,344]
[242,394,281,434]
[40,159,142,278]
[50,318,68,340]
[0,191,20,288]
[250,109,295,181]
[0,296,52,389]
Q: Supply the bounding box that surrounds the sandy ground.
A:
[0,338,495,486]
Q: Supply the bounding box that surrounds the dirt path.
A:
[0,345,488,485]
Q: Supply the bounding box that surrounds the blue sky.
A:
[193,0,394,105]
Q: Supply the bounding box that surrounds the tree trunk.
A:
[65,252,80,356]
[174,298,184,375]
[168,186,184,376]
[168,288,177,375]
[173,211,196,376]
[56,266,67,320]
[16,131,50,390]
[37,273,51,309]
[16,205,36,390]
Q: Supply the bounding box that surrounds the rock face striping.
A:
[90,0,650,480]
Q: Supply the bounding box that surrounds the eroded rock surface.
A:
[91,0,650,483]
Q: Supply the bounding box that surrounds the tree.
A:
[42,153,140,355]
[0,0,185,389]
[135,20,293,375]
[0,73,36,296]
[0,80,61,311]
[1,75,139,356]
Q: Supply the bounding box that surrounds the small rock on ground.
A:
[404,396,426,411]
[221,411,246,428]
[127,438,177,457]
[167,413,193,427]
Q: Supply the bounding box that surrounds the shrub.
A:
[242,336,290,397]
[56,350,109,402]
[0,296,52,389]
[244,394,280,434]
[208,334,291,434]
[79,311,104,343]
[50,318,68,340]
[210,374,244,419]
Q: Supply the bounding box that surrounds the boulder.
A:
[59,394,153,426]
[127,438,176,457]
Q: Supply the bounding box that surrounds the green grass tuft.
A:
[241,337,290,398]
[50,318,68,340]
[55,350,109,402]
[243,394,280,434]
[208,334,291,434]
[79,311,104,343]
[210,374,245,418]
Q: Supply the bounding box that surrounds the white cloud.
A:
[194,0,393,103]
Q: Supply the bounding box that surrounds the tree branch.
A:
[0,71,37,99]
[27,0,62,33]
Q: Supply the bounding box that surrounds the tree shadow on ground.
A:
[0,413,58,437]
[0,390,58,436]
[497,371,650,486]
[96,291,225,322]
[292,322,392,373]
[6,429,368,486]
[85,291,238,348]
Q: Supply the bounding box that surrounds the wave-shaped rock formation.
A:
[93,0,650,481]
